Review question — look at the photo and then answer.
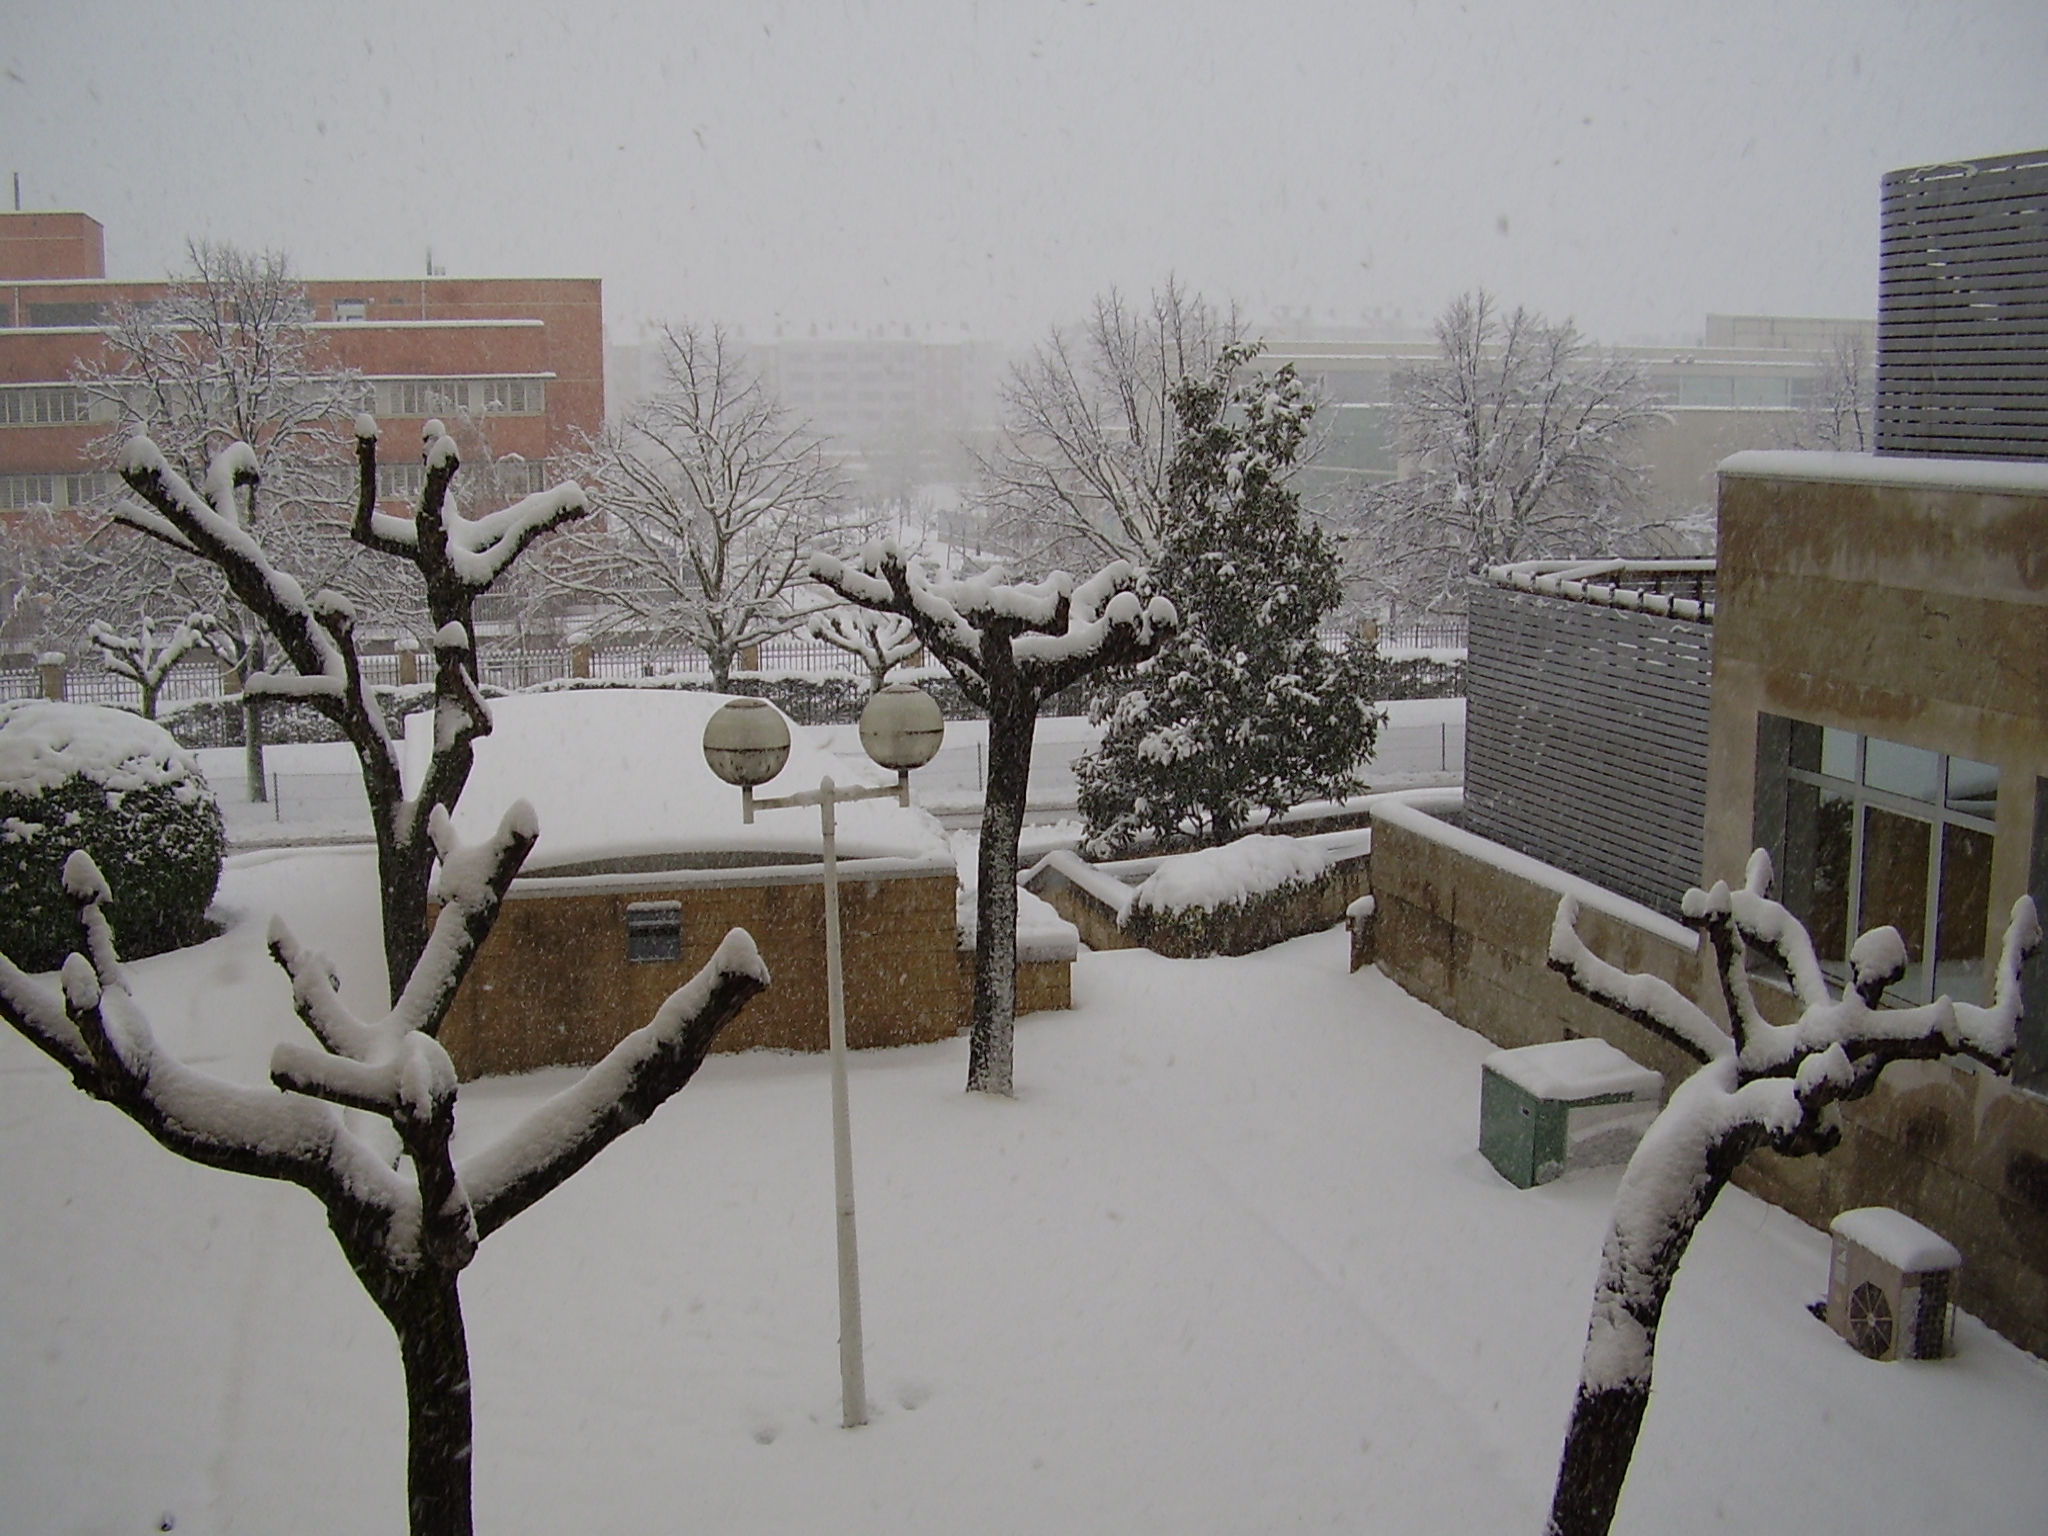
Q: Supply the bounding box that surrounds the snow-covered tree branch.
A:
[811,540,1174,1094]
[805,604,923,694]
[117,422,586,999]
[1541,850,2039,1536]
[2,824,768,1536]
[85,609,234,718]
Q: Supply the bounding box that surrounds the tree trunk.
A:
[140,680,160,720]
[1545,1127,1745,1536]
[375,830,436,1009]
[967,698,1035,1095]
[390,1273,475,1536]
[1546,1385,1652,1536]
[243,635,268,803]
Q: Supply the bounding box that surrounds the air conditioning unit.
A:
[1826,1207,1961,1361]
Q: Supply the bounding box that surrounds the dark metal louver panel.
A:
[1462,584,1714,914]
[1877,149,2048,461]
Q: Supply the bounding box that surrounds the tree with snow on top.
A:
[806,603,924,695]
[1542,849,2039,1536]
[1077,342,1379,853]
[0,417,781,1536]
[810,541,1175,1095]
[86,610,236,719]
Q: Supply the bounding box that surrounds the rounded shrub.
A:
[0,700,226,971]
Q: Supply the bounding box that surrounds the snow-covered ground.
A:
[4,845,2044,1534]
[196,698,1468,847]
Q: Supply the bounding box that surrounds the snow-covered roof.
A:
[404,690,950,877]
[1718,449,2048,497]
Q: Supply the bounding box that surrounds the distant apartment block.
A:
[0,211,603,515]
[1264,313,1877,523]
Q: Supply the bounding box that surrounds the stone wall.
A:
[1369,799,2048,1359]
[441,862,1070,1075]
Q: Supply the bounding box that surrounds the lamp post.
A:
[701,684,944,1429]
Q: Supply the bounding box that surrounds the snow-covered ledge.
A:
[1369,791,1699,953]
[1718,449,2048,497]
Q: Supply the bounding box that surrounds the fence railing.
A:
[7,621,1466,714]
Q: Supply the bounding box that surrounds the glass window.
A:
[1820,726,1858,781]
[1865,738,1941,802]
[1945,757,1999,819]
[1759,715,2000,1006]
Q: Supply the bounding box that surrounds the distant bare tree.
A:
[75,243,368,797]
[977,280,1243,570]
[1346,291,1664,621]
[1785,332,1875,452]
[548,323,861,689]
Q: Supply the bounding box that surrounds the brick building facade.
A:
[0,211,602,517]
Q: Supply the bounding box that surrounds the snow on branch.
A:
[0,854,417,1250]
[463,929,771,1238]
[1543,854,2041,1536]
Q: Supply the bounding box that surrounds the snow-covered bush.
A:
[0,700,223,970]
[1122,833,1332,957]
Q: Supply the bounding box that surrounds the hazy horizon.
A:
[7,1,2047,349]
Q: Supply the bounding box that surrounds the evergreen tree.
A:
[1077,345,1379,852]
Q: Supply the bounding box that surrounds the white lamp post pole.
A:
[701,686,943,1433]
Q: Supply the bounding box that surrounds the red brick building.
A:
[0,212,603,515]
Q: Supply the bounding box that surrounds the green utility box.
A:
[1480,1038,1662,1189]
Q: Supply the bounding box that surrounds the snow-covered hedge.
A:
[1122,834,1336,958]
[0,701,224,970]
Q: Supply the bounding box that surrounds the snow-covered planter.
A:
[0,700,224,969]
[1122,833,1339,958]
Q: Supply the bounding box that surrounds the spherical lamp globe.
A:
[702,696,792,787]
[858,683,944,772]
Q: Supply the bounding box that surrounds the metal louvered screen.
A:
[1876,149,2048,461]
[1463,583,1714,915]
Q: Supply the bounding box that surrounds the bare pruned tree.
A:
[977,280,1242,571]
[548,322,861,689]
[86,609,235,718]
[805,604,923,694]
[1345,291,1665,621]
[1542,850,2039,1536]
[0,422,780,1536]
[811,543,1175,1095]
[1784,332,1875,452]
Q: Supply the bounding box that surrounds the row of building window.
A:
[0,377,548,429]
[0,472,112,510]
[0,386,102,426]
[376,458,552,502]
[374,377,546,418]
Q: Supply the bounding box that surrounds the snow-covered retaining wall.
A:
[1370,788,2048,1362]
[1367,791,1720,1094]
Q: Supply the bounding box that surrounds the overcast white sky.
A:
[7,0,2047,347]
